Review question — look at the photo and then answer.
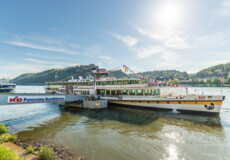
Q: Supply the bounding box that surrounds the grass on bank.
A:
[26,145,35,154]
[0,146,21,160]
[0,124,17,144]
[38,146,54,160]
[0,124,8,134]
[0,133,17,144]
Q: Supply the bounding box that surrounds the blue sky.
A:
[0,0,230,78]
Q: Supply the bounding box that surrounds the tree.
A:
[200,80,205,84]
[206,79,212,86]
[226,72,230,84]
[212,78,221,86]
[169,79,179,85]
[139,79,147,84]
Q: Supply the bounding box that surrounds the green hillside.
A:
[194,63,230,79]
[137,70,189,80]
[13,65,128,85]
[108,70,130,78]
[13,62,230,85]
[13,65,101,85]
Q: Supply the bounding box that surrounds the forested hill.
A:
[12,62,230,85]
[137,70,189,80]
[194,63,230,79]
[13,64,103,85]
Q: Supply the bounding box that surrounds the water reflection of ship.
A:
[66,106,223,135]
[16,105,223,140]
[16,110,82,140]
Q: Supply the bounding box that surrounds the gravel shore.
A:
[14,138,87,160]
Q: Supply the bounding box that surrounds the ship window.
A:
[112,81,116,85]
[178,101,181,104]
[117,90,121,95]
[129,90,135,95]
[100,90,105,95]
[152,89,155,95]
[137,90,143,95]
[117,80,122,85]
[156,89,160,95]
[111,90,116,95]
[149,90,152,95]
[145,90,148,95]
[124,80,129,84]
[106,90,110,95]
[123,90,128,95]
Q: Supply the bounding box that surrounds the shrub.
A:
[38,146,54,160]
[0,146,21,160]
[27,146,35,154]
[0,133,17,144]
[0,124,8,134]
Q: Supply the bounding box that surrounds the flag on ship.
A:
[221,76,224,84]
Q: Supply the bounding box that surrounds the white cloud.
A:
[2,60,79,78]
[5,41,79,55]
[211,0,230,24]
[195,32,227,47]
[3,63,62,78]
[135,27,190,49]
[26,52,72,60]
[99,56,114,61]
[114,34,138,47]
[23,58,76,66]
[135,46,165,59]
[219,0,230,16]
[161,50,180,62]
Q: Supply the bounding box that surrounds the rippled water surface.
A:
[0,86,230,160]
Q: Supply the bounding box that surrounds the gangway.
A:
[0,93,84,106]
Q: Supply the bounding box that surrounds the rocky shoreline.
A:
[14,138,87,160]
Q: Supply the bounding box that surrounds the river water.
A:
[0,86,230,160]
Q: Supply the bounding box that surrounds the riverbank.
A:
[14,137,86,160]
[1,123,87,160]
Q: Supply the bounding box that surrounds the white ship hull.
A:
[108,100,221,114]
[103,95,224,114]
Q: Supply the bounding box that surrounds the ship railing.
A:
[78,84,149,89]
[46,84,149,88]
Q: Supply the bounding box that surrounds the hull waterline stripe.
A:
[109,100,223,105]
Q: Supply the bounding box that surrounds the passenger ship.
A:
[0,78,16,92]
[45,77,225,114]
